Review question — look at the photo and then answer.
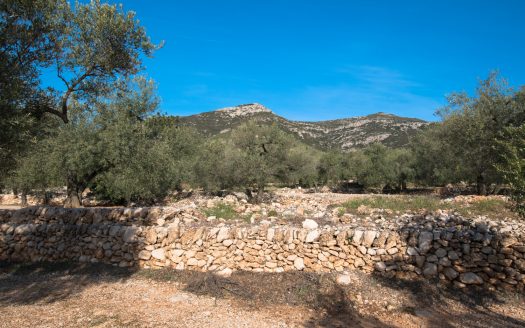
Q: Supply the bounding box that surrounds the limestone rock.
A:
[138,250,151,260]
[362,230,377,247]
[294,257,305,270]
[151,248,166,261]
[305,229,320,243]
[146,229,157,244]
[302,219,318,230]
[374,262,387,271]
[444,267,459,280]
[216,268,233,277]
[459,272,483,285]
[122,226,139,243]
[418,231,434,254]
[422,263,437,277]
[336,274,352,286]
[217,227,230,243]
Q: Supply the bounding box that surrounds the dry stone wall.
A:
[1,207,525,292]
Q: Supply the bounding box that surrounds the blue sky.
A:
[100,1,525,121]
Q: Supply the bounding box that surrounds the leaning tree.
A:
[1,0,159,206]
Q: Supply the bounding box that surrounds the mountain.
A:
[176,103,430,151]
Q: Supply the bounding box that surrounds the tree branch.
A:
[58,65,96,122]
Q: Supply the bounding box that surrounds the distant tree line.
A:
[2,1,525,214]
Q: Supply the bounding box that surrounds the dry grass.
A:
[337,195,517,219]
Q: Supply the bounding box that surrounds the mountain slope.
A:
[177,103,429,151]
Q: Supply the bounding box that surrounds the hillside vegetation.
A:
[178,103,429,151]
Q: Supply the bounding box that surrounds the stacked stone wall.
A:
[1,207,524,291]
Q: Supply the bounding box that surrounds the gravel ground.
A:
[0,263,524,328]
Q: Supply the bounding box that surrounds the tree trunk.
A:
[252,184,264,204]
[476,174,487,195]
[64,177,82,208]
[20,191,28,207]
[42,190,51,205]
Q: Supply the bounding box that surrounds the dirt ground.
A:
[0,262,524,328]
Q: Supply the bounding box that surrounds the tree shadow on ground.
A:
[370,272,525,328]
[0,261,137,305]
[177,270,391,327]
[1,262,523,327]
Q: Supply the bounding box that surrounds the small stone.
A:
[151,248,166,261]
[387,247,398,255]
[187,258,199,266]
[122,226,139,243]
[374,262,387,271]
[418,231,434,254]
[138,250,151,260]
[438,257,451,267]
[501,236,518,248]
[216,268,233,277]
[423,263,438,277]
[216,227,230,242]
[267,228,275,241]
[305,230,320,243]
[265,261,278,268]
[171,249,184,258]
[443,267,459,280]
[146,229,157,244]
[108,225,121,237]
[354,258,365,267]
[435,248,447,258]
[222,239,233,247]
[302,219,318,230]
[459,272,483,285]
[294,258,305,270]
[447,251,459,261]
[407,247,419,256]
[352,230,364,246]
[362,230,377,247]
[336,274,352,286]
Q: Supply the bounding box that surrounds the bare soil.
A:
[0,262,524,328]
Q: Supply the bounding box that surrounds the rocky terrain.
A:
[1,190,525,327]
[1,190,524,291]
[177,103,430,150]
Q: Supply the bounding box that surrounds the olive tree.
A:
[0,0,67,183]
[415,72,523,194]
[496,125,525,217]
[40,0,158,124]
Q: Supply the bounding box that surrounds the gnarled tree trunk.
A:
[476,174,487,195]
[20,191,28,207]
[64,176,82,208]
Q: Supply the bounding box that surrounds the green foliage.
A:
[203,203,238,220]
[42,0,159,123]
[194,121,318,196]
[340,196,442,213]
[317,152,352,186]
[496,124,525,217]
[346,144,415,190]
[9,78,203,205]
[0,0,157,191]
[412,72,525,194]
[0,0,67,183]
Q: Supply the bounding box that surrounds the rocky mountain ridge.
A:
[177,103,430,151]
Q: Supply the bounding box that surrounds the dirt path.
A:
[0,263,524,328]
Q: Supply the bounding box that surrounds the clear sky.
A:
[103,1,525,121]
